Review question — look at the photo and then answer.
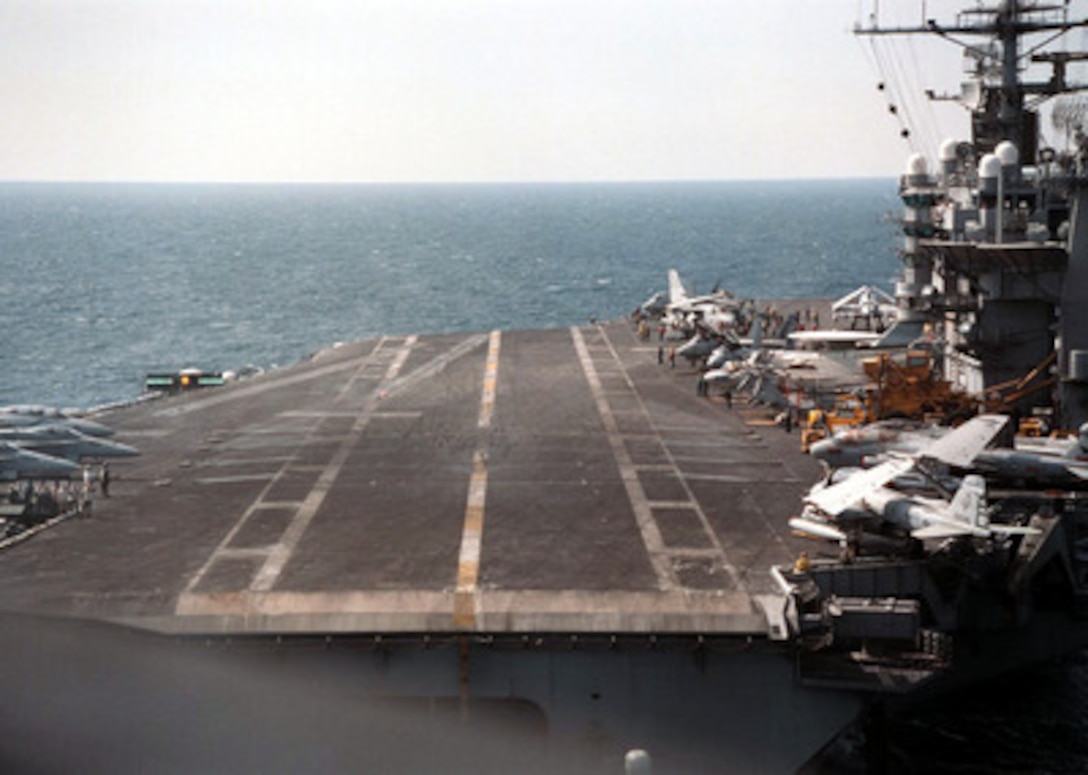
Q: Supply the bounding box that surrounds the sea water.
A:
[1,178,1085,769]
[0,179,899,409]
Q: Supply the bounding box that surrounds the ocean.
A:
[1,178,1085,770]
[0,179,900,410]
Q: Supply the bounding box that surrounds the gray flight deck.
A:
[0,321,822,637]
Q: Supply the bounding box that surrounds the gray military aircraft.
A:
[661,269,741,338]
[0,443,79,481]
[0,426,139,462]
[792,414,1039,543]
[637,290,669,319]
[808,420,951,468]
[811,418,1088,488]
[0,405,116,438]
[971,423,1088,487]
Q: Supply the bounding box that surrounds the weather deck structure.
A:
[0,321,819,633]
[0,319,861,774]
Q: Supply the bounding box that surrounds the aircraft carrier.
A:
[8,3,1088,773]
[0,312,876,773]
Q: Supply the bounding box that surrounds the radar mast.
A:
[857,1,1088,428]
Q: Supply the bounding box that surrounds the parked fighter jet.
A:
[811,419,1088,488]
[702,353,793,408]
[808,420,951,468]
[0,443,80,481]
[0,405,115,438]
[662,269,741,337]
[676,329,741,367]
[971,423,1088,487]
[794,471,1035,542]
[637,290,669,319]
[0,426,139,462]
[793,414,1038,542]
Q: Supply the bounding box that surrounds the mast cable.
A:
[905,36,944,153]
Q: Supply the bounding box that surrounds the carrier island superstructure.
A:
[861,0,1088,427]
[775,0,1088,758]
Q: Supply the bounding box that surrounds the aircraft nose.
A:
[106,441,140,458]
[87,439,140,458]
[68,418,116,438]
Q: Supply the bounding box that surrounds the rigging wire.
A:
[903,35,945,153]
[874,35,924,153]
[886,37,926,147]
[867,37,908,145]
[853,0,920,152]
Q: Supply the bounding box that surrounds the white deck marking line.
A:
[194,455,298,468]
[195,474,278,485]
[647,500,700,509]
[571,327,677,591]
[333,335,409,401]
[670,548,728,558]
[178,335,409,596]
[178,337,405,597]
[249,336,419,592]
[596,326,743,590]
[454,330,501,629]
[210,547,272,559]
[177,333,501,609]
[381,333,490,397]
[155,347,381,417]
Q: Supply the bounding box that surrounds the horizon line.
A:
[0,174,898,186]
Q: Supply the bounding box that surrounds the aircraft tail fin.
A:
[926,475,1042,538]
[950,474,988,530]
[909,475,990,540]
[667,269,687,305]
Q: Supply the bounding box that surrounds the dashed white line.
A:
[454,330,501,628]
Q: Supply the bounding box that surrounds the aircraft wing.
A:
[806,457,916,517]
[0,443,79,479]
[919,414,1008,469]
[667,269,688,305]
[911,522,978,540]
[805,415,1009,518]
[912,520,1038,539]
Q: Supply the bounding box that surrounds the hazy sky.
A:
[2,0,1077,183]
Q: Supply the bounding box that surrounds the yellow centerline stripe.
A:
[454,330,501,628]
